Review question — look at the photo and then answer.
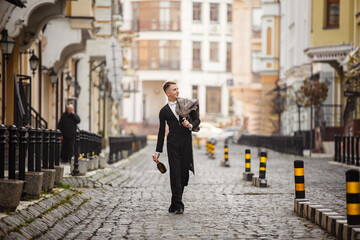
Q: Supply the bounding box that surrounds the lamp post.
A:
[29,51,39,75]
[0,29,15,123]
[65,72,72,97]
[49,68,57,87]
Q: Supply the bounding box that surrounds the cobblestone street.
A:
[19,141,355,239]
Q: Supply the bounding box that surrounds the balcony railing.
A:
[133,60,180,70]
[132,20,181,32]
[192,60,201,70]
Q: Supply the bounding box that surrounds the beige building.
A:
[231,0,279,135]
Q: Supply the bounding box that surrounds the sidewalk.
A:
[1,142,345,239]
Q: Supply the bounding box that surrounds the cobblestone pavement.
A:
[40,142,350,239]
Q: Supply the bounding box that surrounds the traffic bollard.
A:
[42,129,50,169]
[259,152,267,179]
[294,160,305,199]
[72,130,80,176]
[245,149,251,172]
[35,128,42,172]
[49,129,56,169]
[28,127,36,172]
[55,130,61,166]
[221,144,230,167]
[346,169,360,225]
[243,149,254,181]
[18,127,27,181]
[8,125,17,180]
[206,141,209,154]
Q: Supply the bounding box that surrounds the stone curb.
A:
[0,189,91,239]
[294,199,360,240]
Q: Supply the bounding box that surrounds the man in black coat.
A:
[153,82,200,214]
[58,104,81,163]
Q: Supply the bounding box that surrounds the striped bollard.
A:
[252,152,267,187]
[221,144,230,167]
[294,160,305,199]
[259,152,267,179]
[209,141,215,159]
[245,149,251,172]
[346,169,360,225]
[243,149,254,181]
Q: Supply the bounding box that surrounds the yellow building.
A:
[305,0,354,134]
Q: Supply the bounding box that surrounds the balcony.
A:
[192,60,201,70]
[133,59,180,70]
[132,20,181,32]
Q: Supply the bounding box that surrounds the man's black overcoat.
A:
[156,104,200,187]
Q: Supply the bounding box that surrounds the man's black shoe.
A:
[168,207,175,213]
[175,209,184,214]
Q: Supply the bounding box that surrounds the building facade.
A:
[120,0,233,134]
[231,0,279,135]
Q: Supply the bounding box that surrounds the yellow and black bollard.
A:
[243,149,254,181]
[346,169,360,225]
[209,140,215,159]
[245,149,251,173]
[221,144,230,167]
[294,160,305,199]
[206,141,210,155]
[196,138,201,149]
[252,151,267,187]
[259,152,267,179]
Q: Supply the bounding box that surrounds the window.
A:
[132,1,181,31]
[193,2,201,21]
[326,0,339,28]
[226,42,231,72]
[266,27,272,55]
[206,87,221,113]
[192,86,198,100]
[192,41,201,69]
[210,3,219,22]
[132,40,180,70]
[227,4,232,22]
[210,42,219,62]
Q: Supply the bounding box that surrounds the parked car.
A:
[192,122,223,140]
[209,126,240,143]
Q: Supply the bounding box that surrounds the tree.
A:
[297,79,328,155]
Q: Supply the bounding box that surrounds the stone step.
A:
[0,188,91,239]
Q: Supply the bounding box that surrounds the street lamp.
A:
[49,68,57,87]
[1,29,15,124]
[29,51,39,75]
[0,30,15,57]
[65,72,72,90]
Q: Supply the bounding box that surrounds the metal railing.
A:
[108,135,147,163]
[334,135,360,165]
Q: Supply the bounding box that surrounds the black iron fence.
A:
[334,135,360,165]
[238,134,304,156]
[108,135,147,163]
[0,125,61,180]
[0,125,103,179]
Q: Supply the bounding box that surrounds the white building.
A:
[120,0,233,134]
[279,0,312,135]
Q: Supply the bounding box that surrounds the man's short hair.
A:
[163,81,177,93]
